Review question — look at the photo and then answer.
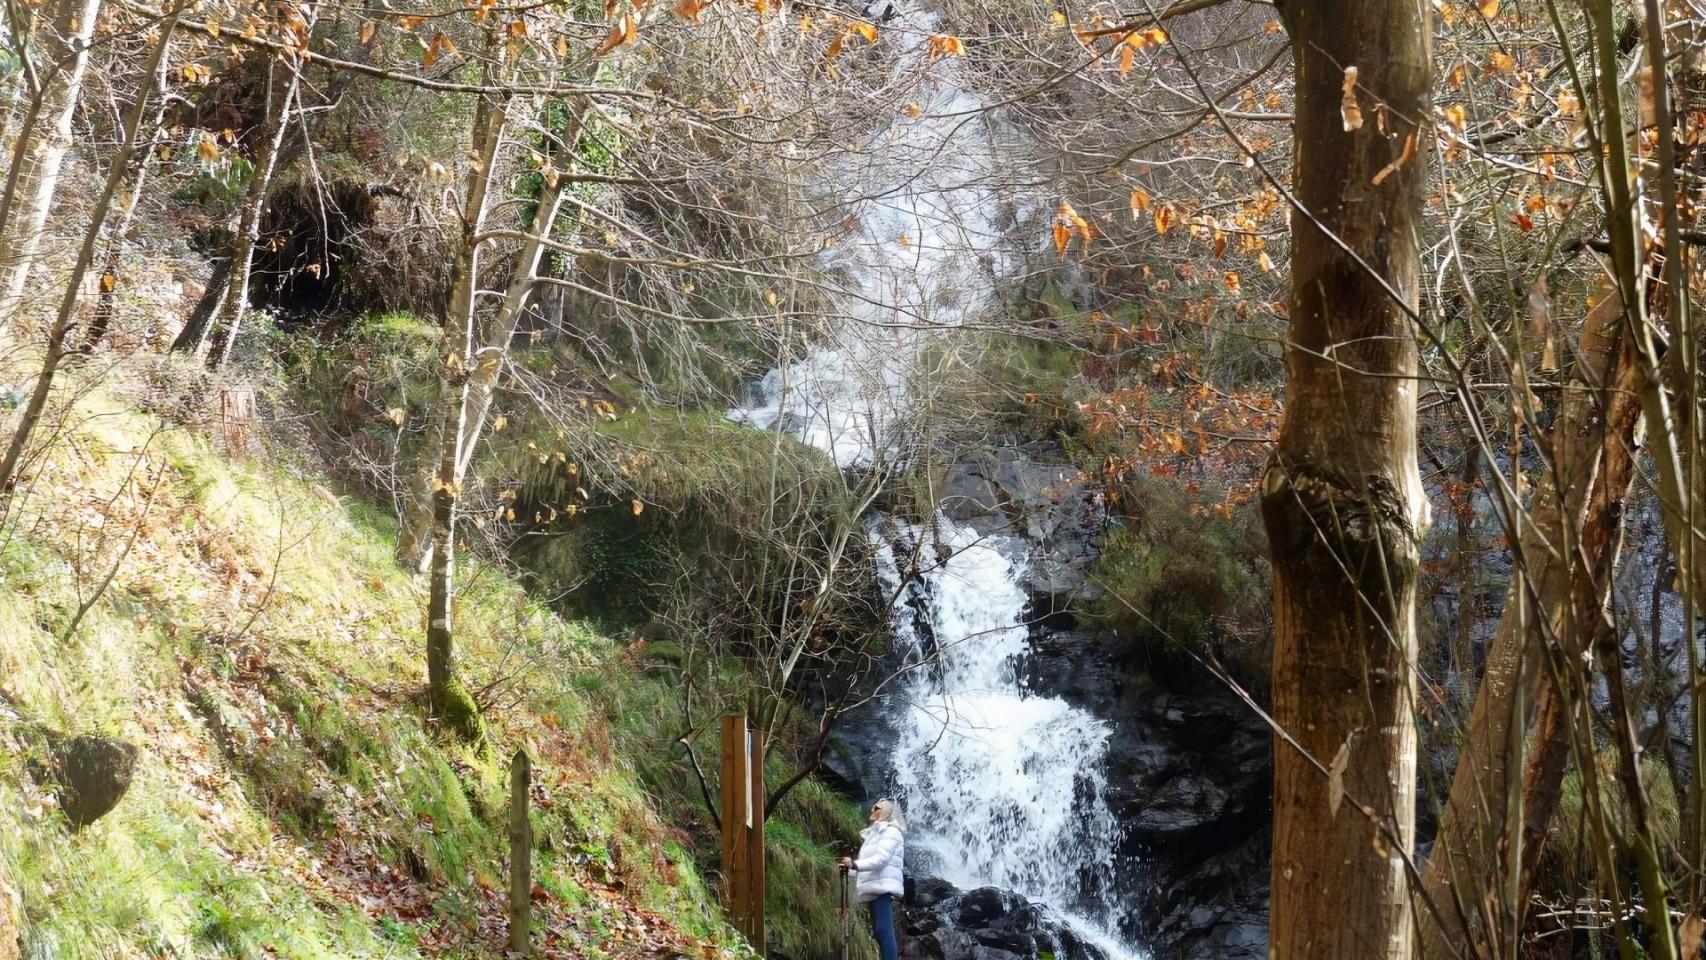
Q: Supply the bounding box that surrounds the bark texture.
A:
[422,80,508,740]
[0,7,180,498]
[1263,2,1431,956]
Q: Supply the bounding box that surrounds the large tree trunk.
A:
[0,0,103,325]
[0,6,180,499]
[1417,293,1648,958]
[1262,3,1431,957]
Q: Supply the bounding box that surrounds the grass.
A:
[0,383,750,959]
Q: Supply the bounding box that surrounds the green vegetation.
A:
[1083,471,1269,662]
[0,388,746,959]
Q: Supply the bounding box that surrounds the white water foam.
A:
[872,516,1131,954]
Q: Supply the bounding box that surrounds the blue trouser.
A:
[868,893,898,960]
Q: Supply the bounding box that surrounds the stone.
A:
[940,464,1001,521]
[24,728,138,829]
[899,880,1110,960]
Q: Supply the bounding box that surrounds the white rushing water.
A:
[728,4,1137,957]
[727,7,1005,470]
[872,517,1129,950]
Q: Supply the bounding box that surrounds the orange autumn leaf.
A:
[1130,187,1151,214]
[596,11,635,55]
[1154,204,1176,235]
[674,0,709,20]
[1052,219,1071,259]
[926,34,965,60]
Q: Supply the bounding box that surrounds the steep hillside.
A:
[0,372,747,960]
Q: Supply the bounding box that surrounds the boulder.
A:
[900,878,1114,960]
[24,728,138,829]
[941,443,1103,599]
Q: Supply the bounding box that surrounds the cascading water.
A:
[728,3,1138,957]
[872,517,1129,949]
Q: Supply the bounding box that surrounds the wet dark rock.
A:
[900,878,1111,960]
[941,443,1102,599]
[23,728,138,829]
[1019,626,1271,958]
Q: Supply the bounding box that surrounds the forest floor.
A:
[0,358,748,960]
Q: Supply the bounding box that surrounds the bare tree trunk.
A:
[0,0,103,324]
[422,78,508,739]
[82,36,173,353]
[0,5,180,500]
[451,190,570,483]
[1417,296,1648,959]
[168,255,230,354]
[205,24,311,370]
[1262,2,1431,957]
[397,97,573,569]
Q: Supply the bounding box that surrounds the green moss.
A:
[430,676,487,745]
[1083,472,1269,658]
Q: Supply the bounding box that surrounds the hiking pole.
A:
[838,863,852,960]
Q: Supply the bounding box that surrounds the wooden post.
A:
[720,715,748,922]
[509,749,532,957]
[748,725,766,953]
[720,715,766,950]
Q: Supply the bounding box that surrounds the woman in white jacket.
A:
[838,799,905,960]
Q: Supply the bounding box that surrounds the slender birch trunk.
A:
[0,4,180,499]
[421,74,508,738]
[204,13,313,370]
[0,0,103,326]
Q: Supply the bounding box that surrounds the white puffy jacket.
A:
[852,821,905,901]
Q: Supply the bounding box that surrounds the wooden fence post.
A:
[509,748,532,957]
[720,714,748,921]
[720,715,765,950]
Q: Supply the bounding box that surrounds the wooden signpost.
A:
[720,714,766,952]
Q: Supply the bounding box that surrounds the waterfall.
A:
[873,517,1129,947]
[727,3,1138,957]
